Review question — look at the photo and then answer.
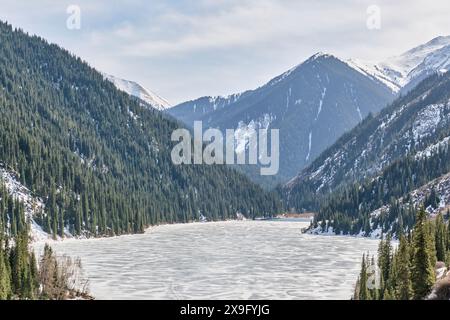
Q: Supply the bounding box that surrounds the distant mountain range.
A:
[168,53,395,187]
[0,21,280,240]
[166,36,450,188]
[284,62,450,236]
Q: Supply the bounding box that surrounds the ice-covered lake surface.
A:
[34,220,380,300]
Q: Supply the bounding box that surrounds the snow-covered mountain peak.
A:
[380,36,450,83]
[402,36,450,59]
[309,52,331,60]
[267,52,341,87]
[410,44,450,73]
[345,36,450,93]
[305,52,343,65]
[102,73,171,111]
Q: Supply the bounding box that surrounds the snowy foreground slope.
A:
[102,73,171,111]
[0,163,50,241]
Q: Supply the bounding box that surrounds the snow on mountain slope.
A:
[289,95,450,193]
[168,93,250,127]
[287,36,450,191]
[102,73,171,111]
[0,163,50,241]
[383,36,450,82]
[345,58,401,93]
[170,37,450,189]
[169,53,395,187]
[286,65,450,204]
[348,36,450,93]
[367,170,450,224]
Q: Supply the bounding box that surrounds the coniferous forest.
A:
[0,20,282,300]
[354,208,450,300]
[0,185,89,299]
[0,21,281,240]
[285,69,450,238]
[2,2,450,302]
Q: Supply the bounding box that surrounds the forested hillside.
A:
[0,184,89,299]
[284,70,450,236]
[354,209,450,300]
[0,21,280,239]
[169,53,395,187]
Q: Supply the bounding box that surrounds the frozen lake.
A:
[34,220,380,300]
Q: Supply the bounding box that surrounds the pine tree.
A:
[446,214,450,251]
[357,254,369,300]
[0,241,12,299]
[368,255,380,300]
[435,213,446,262]
[395,234,413,300]
[377,234,393,298]
[411,208,435,299]
[0,19,282,239]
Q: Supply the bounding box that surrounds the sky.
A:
[1,0,450,105]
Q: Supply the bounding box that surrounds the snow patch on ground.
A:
[368,171,450,221]
[415,136,450,159]
[412,103,444,141]
[127,108,139,121]
[307,222,384,239]
[0,163,51,242]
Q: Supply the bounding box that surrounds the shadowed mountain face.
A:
[168,53,395,187]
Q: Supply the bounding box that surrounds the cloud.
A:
[1,0,450,103]
[86,0,367,58]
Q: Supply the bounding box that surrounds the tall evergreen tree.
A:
[435,213,446,262]
[357,254,369,300]
[411,208,435,299]
[0,241,12,299]
[395,234,413,300]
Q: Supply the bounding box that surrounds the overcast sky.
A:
[1,0,450,104]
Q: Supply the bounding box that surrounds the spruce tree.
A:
[0,241,12,299]
[395,234,412,300]
[411,208,435,299]
[377,234,393,298]
[358,254,369,300]
[435,213,446,262]
[447,216,450,251]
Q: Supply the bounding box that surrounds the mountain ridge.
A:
[0,21,280,239]
[284,69,450,236]
[168,52,396,187]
